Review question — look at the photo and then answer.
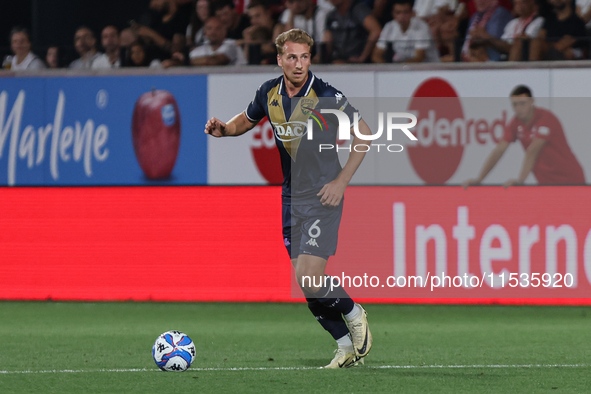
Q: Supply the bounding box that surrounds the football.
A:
[152,330,196,371]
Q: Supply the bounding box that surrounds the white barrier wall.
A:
[207,67,591,185]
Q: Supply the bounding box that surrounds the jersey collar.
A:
[279,71,315,97]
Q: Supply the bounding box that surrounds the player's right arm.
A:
[462,140,510,188]
[206,80,269,137]
[205,112,257,137]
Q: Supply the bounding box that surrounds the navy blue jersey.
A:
[245,71,356,202]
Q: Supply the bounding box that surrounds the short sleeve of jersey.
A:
[318,82,358,124]
[245,83,268,122]
[534,111,557,141]
[503,117,518,143]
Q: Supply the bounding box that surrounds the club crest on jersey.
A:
[300,99,315,115]
[271,121,309,142]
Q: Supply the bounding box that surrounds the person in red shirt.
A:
[463,85,585,187]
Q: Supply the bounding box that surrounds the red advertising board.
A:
[0,187,287,302]
[331,187,591,302]
[0,186,590,304]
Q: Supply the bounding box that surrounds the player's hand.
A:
[503,178,523,188]
[462,178,481,189]
[317,179,347,207]
[205,117,227,137]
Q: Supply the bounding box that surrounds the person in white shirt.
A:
[9,27,46,70]
[69,27,103,69]
[372,0,440,63]
[189,17,246,65]
[485,0,544,60]
[273,0,330,44]
[92,25,123,69]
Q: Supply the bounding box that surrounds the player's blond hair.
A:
[275,29,314,55]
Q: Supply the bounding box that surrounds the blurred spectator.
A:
[242,1,277,62]
[499,0,544,60]
[373,0,463,30]
[120,28,138,48]
[273,0,330,45]
[318,0,337,11]
[530,0,587,60]
[92,26,123,69]
[463,0,513,18]
[244,25,276,63]
[372,0,440,63]
[131,0,191,58]
[9,27,46,70]
[463,0,542,60]
[415,0,467,57]
[460,0,513,61]
[214,0,251,40]
[45,46,61,68]
[188,17,247,65]
[187,0,211,48]
[246,1,276,30]
[323,0,382,63]
[413,0,462,19]
[69,27,103,69]
[438,1,470,61]
[126,38,163,68]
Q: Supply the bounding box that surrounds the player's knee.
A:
[295,266,324,293]
[295,254,327,292]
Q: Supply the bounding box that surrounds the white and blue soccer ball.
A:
[152,330,196,371]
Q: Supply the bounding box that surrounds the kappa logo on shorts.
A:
[306,238,319,247]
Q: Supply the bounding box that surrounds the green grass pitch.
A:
[0,302,590,393]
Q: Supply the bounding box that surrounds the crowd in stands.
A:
[4,0,591,70]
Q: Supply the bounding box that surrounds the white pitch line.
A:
[0,364,587,374]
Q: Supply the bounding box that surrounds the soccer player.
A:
[204,28,373,368]
[463,85,585,188]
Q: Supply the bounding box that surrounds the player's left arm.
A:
[504,137,547,188]
[318,118,371,206]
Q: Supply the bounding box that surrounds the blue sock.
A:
[306,298,350,340]
[314,276,355,315]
